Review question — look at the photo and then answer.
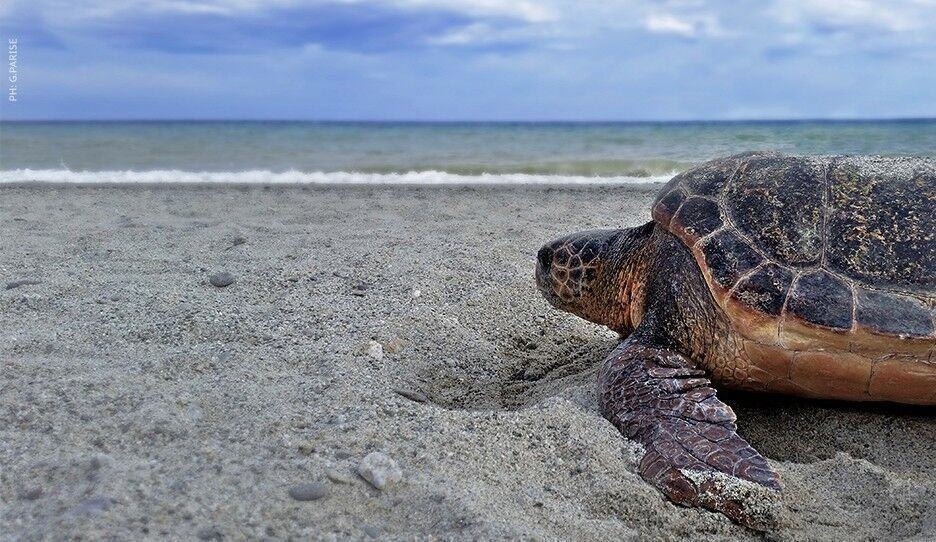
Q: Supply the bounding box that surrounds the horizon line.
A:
[2,117,935,124]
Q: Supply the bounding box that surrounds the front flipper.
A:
[599,339,782,530]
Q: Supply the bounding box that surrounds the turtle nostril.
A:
[537,246,553,274]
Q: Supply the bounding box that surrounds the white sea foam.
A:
[0,169,673,185]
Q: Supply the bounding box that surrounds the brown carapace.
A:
[535,152,935,530]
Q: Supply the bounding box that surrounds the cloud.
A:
[11,0,935,56]
[769,0,935,33]
[425,20,558,49]
[4,0,558,32]
[101,5,479,53]
[3,0,557,54]
[426,22,521,46]
[643,14,695,36]
[642,13,725,38]
[3,0,543,54]
[394,0,556,23]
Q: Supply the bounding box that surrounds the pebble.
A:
[196,527,224,541]
[394,387,428,403]
[5,279,41,290]
[288,482,331,502]
[351,283,369,296]
[412,289,421,298]
[73,497,113,517]
[383,337,407,354]
[209,272,235,288]
[326,468,355,485]
[18,486,42,500]
[90,453,114,470]
[88,454,114,479]
[357,452,402,490]
[366,341,384,360]
[363,526,381,538]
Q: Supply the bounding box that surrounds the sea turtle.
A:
[534,152,935,529]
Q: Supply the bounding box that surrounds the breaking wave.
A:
[356,159,693,178]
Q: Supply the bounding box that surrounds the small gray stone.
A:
[326,468,355,485]
[288,482,330,501]
[197,526,224,540]
[363,525,380,538]
[208,272,235,288]
[365,340,384,360]
[73,497,113,517]
[357,452,402,490]
[5,279,41,290]
[18,486,42,500]
[90,453,114,470]
[394,387,428,403]
[383,337,407,354]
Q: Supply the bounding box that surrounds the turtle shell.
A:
[652,152,936,354]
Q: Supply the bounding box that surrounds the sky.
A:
[1,0,935,120]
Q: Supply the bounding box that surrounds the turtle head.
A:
[535,224,652,334]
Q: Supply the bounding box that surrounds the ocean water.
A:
[1,120,934,184]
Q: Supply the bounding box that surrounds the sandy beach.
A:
[1,184,934,541]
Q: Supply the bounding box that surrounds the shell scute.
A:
[671,197,722,241]
[651,152,769,224]
[725,156,825,267]
[855,288,934,338]
[785,270,853,331]
[678,156,737,196]
[652,189,686,227]
[729,263,794,316]
[699,230,763,291]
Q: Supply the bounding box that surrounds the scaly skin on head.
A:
[535,222,655,336]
